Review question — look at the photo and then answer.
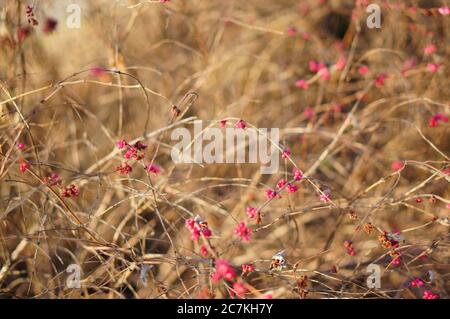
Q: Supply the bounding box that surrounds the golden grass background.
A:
[0,0,449,298]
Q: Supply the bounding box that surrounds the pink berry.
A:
[438,7,450,15]
[293,168,303,181]
[265,189,277,200]
[19,161,30,173]
[295,79,309,90]
[241,264,255,274]
[212,259,235,282]
[234,222,252,242]
[146,164,161,175]
[429,113,448,127]
[358,65,369,76]
[375,73,387,87]
[90,66,106,77]
[391,160,405,171]
[116,162,133,175]
[117,139,127,149]
[232,282,247,298]
[424,44,436,55]
[287,26,297,37]
[423,290,439,299]
[235,120,246,129]
[309,60,320,72]
[334,55,347,71]
[200,245,208,257]
[410,278,424,287]
[276,179,287,190]
[287,183,298,193]
[281,148,291,159]
[246,207,257,219]
[320,192,331,203]
[303,107,314,120]
[319,67,330,81]
[427,63,440,73]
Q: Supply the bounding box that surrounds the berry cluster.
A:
[344,240,356,256]
[185,215,213,241]
[61,184,79,198]
[116,139,160,176]
[211,259,248,298]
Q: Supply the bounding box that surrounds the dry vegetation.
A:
[0,0,449,299]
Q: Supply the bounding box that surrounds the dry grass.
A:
[0,0,449,299]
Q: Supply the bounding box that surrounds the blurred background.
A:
[0,0,449,298]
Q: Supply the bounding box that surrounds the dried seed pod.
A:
[348,210,358,220]
[363,222,374,234]
[429,195,437,204]
[436,217,450,227]
[172,105,181,116]
[378,234,392,248]
[296,275,309,299]
[270,251,287,271]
